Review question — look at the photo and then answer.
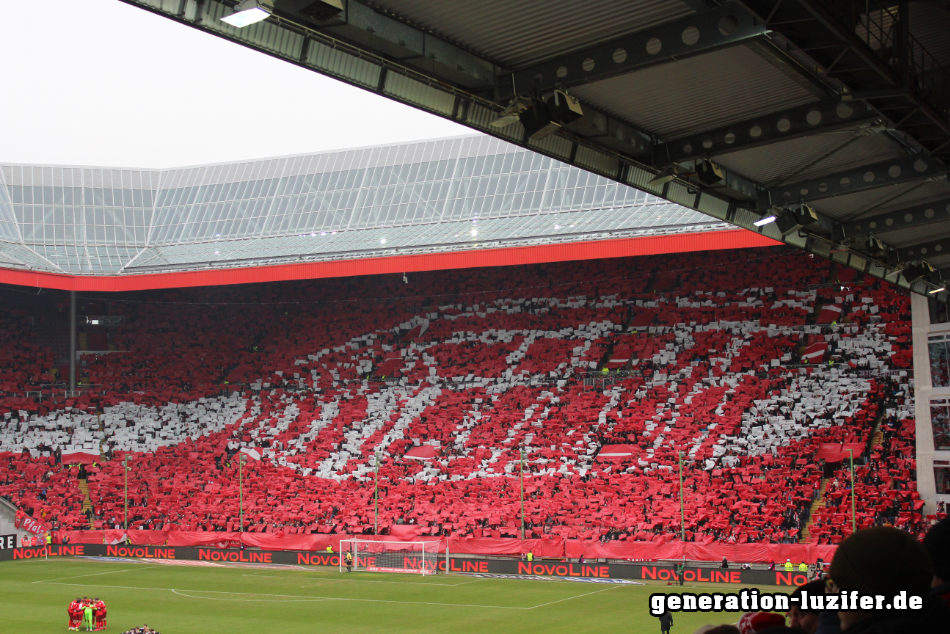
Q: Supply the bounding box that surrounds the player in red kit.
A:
[67,598,83,631]
[94,597,107,631]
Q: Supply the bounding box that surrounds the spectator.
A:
[721,557,728,569]
[788,580,824,634]
[828,526,948,632]
[737,612,785,633]
[923,517,950,604]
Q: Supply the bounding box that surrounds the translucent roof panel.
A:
[0,135,729,276]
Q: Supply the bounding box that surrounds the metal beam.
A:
[118,0,948,303]
[508,3,766,94]
[844,198,950,237]
[655,99,876,165]
[896,237,950,262]
[69,290,76,390]
[758,154,944,209]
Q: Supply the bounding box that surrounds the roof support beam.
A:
[896,237,950,263]
[507,3,766,95]
[757,154,944,209]
[844,198,950,238]
[654,99,877,165]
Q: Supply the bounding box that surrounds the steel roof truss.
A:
[507,3,767,96]
[759,154,944,209]
[655,99,876,165]
[897,237,950,263]
[844,198,950,239]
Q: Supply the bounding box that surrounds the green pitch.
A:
[2,558,781,633]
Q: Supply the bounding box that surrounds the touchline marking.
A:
[36,582,571,610]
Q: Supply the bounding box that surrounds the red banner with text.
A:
[55,529,836,563]
[14,510,49,537]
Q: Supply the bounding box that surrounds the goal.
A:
[339,539,447,575]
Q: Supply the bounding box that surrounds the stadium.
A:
[2,1,950,633]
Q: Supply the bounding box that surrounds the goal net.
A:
[339,539,446,575]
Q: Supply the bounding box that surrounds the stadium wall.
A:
[0,229,777,291]
[0,543,816,587]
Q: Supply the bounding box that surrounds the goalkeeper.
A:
[345,551,353,572]
[82,598,95,632]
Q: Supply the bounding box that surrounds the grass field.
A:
[2,558,782,633]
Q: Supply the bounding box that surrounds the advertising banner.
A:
[1,543,813,586]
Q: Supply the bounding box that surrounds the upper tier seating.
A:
[0,247,923,541]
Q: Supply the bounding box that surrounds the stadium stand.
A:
[0,246,925,550]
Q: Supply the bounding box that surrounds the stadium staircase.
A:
[799,478,829,543]
[870,420,885,453]
[77,479,94,528]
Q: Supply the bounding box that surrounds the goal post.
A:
[338,539,447,575]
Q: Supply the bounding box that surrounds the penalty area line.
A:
[171,590,333,603]
[526,586,619,609]
[34,566,163,584]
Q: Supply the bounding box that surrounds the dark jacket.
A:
[841,598,950,634]
[658,611,673,630]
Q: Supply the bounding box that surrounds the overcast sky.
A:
[0,0,471,169]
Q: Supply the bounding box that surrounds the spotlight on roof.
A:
[490,96,533,128]
[518,90,584,140]
[647,173,676,188]
[775,204,818,237]
[901,262,935,284]
[291,0,343,21]
[695,160,723,186]
[221,0,274,27]
[753,215,777,227]
[929,285,946,295]
[863,236,885,256]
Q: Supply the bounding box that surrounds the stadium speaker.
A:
[775,211,801,236]
[902,262,935,283]
[695,160,724,186]
[864,236,884,255]
[796,204,819,227]
[546,91,584,127]
[290,0,343,21]
[519,102,558,140]
[519,91,583,140]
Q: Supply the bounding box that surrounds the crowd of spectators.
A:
[0,247,931,544]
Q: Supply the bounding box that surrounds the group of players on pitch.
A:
[67,597,107,631]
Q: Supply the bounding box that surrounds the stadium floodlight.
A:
[221,0,274,27]
[864,236,884,255]
[929,285,946,294]
[775,204,818,237]
[518,91,583,140]
[753,215,776,227]
[901,262,935,283]
[647,173,676,187]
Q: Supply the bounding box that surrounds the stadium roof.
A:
[0,135,771,290]
[115,0,950,299]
